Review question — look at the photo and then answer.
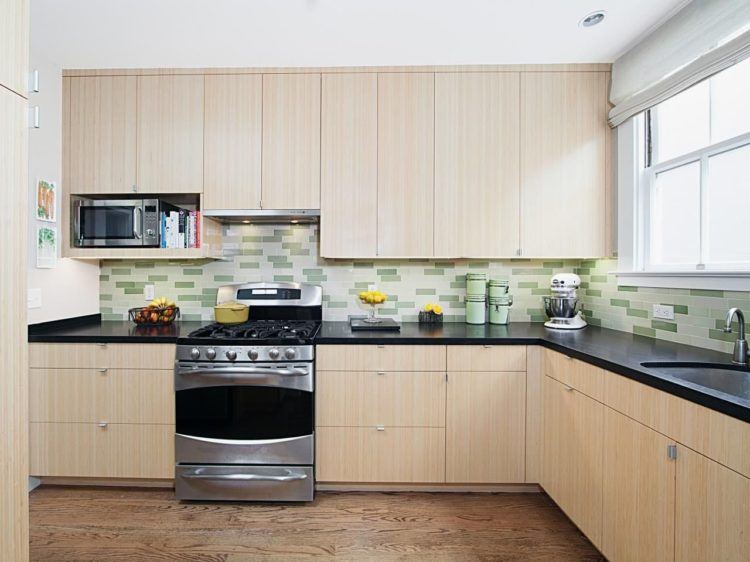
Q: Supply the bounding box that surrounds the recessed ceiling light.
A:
[579,11,605,28]
[242,220,250,224]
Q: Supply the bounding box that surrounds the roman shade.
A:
[609,0,750,127]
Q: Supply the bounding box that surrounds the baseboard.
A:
[37,477,175,489]
[315,483,542,493]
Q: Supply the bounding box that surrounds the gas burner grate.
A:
[188,320,321,341]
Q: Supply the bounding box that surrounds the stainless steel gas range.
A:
[174,282,321,502]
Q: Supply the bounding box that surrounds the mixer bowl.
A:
[543,296,579,318]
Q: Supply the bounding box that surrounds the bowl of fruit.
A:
[419,303,444,324]
[129,297,180,326]
[357,290,387,323]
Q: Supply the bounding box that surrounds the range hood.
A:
[201,209,320,224]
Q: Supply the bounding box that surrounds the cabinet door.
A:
[67,76,138,194]
[262,74,321,209]
[676,446,750,562]
[377,73,434,257]
[541,375,604,548]
[0,0,28,95]
[601,408,675,562]
[137,75,204,193]
[520,72,608,257]
[434,72,520,257]
[203,74,262,209]
[320,73,377,257]
[446,371,526,483]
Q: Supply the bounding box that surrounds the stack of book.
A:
[160,209,201,249]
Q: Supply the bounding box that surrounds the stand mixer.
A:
[543,273,587,330]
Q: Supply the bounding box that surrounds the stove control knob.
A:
[284,348,297,359]
[205,348,217,360]
[268,348,280,360]
[190,347,201,360]
[226,350,237,361]
[248,349,259,361]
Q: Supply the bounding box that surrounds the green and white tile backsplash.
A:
[99,224,745,354]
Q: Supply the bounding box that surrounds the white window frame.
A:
[616,115,750,290]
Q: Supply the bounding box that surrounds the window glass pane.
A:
[650,161,701,266]
[706,143,750,264]
[654,82,710,163]
[711,57,750,144]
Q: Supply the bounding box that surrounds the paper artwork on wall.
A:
[36,225,57,269]
[36,178,56,222]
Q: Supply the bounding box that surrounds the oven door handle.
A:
[181,471,308,482]
[176,366,309,378]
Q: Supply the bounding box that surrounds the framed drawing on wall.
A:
[36,178,56,222]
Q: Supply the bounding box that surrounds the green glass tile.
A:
[715,319,741,331]
[274,275,294,282]
[450,281,467,289]
[587,289,602,297]
[517,282,538,289]
[580,282,589,289]
[306,275,327,282]
[448,301,465,308]
[123,288,143,295]
[633,326,656,338]
[282,242,303,250]
[101,313,125,321]
[274,228,293,236]
[652,319,678,333]
[214,275,234,282]
[610,298,630,308]
[531,288,549,295]
[434,262,455,269]
[527,308,545,316]
[402,315,419,322]
[322,295,331,301]
[354,282,371,289]
[262,235,282,243]
[709,329,735,342]
[241,249,263,256]
[626,308,648,318]
[242,235,263,242]
[177,295,201,301]
[272,262,293,269]
[668,304,689,315]
[380,275,401,282]
[289,248,310,256]
[202,288,218,295]
[543,261,564,268]
[529,314,548,322]
[423,269,444,276]
[326,302,348,308]
[354,262,374,269]
[438,295,460,302]
[182,314,203,321]
[100,307,112,313]
[115,281,135,288]
[134,262,156,269]
[267,255,289,263]
[586,317,602,327]
[416,288,437,295]
[111,268,132,275]
[377,268,397,275]
[100,294,113,301]
[148,275,168,282]
[348,288,362,295]
[240,262,260,269]
[618,286,638,292]
[590,275,608,283]
[690,289,724,298]
[183,269,203,276]
[468,262,489,269]
[303,268,323,275]
[396,301,415,308]
[511,268,553,276]
[579,260,596,268]
[377,308,398,315]
[99,275,110,281]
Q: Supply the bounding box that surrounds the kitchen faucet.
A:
[724,307,748,365]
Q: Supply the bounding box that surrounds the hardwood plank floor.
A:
[30,487,603,561]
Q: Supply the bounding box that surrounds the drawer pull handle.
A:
[98,368,108,373]
[377,345,385,349]
[562,384,574,392]
[483,345,492,349]
[98,422,108,428]
[97,343,108,348]
[376,426,385,431]
[377,371,385,376]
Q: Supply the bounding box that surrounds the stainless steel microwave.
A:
[72,197,161,247]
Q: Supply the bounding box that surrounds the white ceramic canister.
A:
[488,279,509,298]
[489,295,513,325]
[465,295,487,324]
[466,273,487,296]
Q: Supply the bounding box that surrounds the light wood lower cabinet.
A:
[445,371,525,483]
[675,446,750,562]
[316,344,446,372]
[543,348,604,401]
[30,423,174,479]
[601,408,676,562]
[541,374,604,549]
[315,427,445,483]
[29,342,175,370]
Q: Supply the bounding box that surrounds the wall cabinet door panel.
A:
[0,0,28,96]
[137,75,204,193]
[377,73,434,257]
[320,73,377,257]
[520,72,608,257]
[67,76,138,194]
[203,74,262,209]
[434,72,520,257]
[262,73,321,209]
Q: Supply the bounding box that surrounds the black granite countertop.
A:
[29,316,750,423]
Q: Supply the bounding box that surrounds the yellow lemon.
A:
[425,303,434,312]
[433,305,443,315]
[358,291,367,300]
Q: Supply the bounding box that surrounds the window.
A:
[640,57,750,272]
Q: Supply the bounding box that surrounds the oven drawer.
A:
[175,465,314,501]
[176,433,314,465]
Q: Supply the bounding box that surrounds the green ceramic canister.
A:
[465,295,486,324]
[489,295,513,325]
[488,279,509,297]
[466,273,487,296]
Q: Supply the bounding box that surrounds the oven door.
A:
[73,198,150,247]
[175,362,314,465]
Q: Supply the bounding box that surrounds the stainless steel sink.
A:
[641,362,750,401]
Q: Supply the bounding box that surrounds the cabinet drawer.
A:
[30,422,174,479]
[447,345,526,372]
[316,427,445,482]
[544,348,604,401]
[29,343,175,370]
[30,369,174,424]
[316,371,445,427]
[316,345,446,371]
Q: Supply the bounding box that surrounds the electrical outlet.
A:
[652,304,675,320]
[144,284,155,301]
[27,288,42,309]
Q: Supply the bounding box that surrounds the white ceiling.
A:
[31,0,689,69]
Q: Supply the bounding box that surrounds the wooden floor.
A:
[29,487,603,561]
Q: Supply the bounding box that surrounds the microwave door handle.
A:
[74,203,82,244]
[133,207,143,239]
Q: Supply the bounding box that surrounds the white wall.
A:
[27,49,99,325]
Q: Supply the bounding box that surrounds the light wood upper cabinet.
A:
[203,74,262,209]
[262,73,321,209]
[0,0,28,96]
[601,408,675,562]
[320,73,378,258]
[446,371,526,483]
[137,75,204,193]
[675,446,750,562]
[377,73,434,257]
[541,374,604,549]
[435,72,520,257]
[520,71,609,257]
[67,76,138,194]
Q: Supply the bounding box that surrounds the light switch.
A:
[144,284,155,301]
[28,288,42,309]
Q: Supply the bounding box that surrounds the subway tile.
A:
[651,319,678,333]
